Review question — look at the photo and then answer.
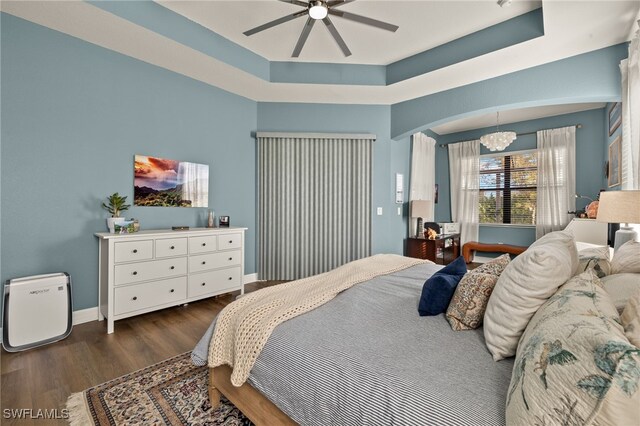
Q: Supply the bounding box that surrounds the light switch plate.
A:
[376,207,383,215]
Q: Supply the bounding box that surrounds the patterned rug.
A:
[66,352,251,425]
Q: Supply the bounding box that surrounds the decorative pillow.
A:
[601,273,640,313]
[577,245,611,278]
[611,240,640,274]
[506,270,640,426]
[621,290,640,347]
[446,254,510,331]
[484,230,579,361]
[418,256,467,316]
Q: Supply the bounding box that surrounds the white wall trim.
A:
[243,273,259,284]
[73,307,99,325]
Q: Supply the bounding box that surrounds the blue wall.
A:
[432,108,608,247]
[257,103,411,255]
[1,14,258,313]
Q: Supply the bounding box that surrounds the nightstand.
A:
[406,233,461,265]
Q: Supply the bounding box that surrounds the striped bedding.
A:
[193,262,514,425]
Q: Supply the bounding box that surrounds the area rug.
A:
[66,352,251,425]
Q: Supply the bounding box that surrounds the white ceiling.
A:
[431,102,606,134]
[158,0,541,64]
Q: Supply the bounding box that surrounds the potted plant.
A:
[102,192,131,233]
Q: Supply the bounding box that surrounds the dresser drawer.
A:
[114,276,187,316]
[189,235,217,254]
[189,250,242,273]
[218,233,242,250]
[188,267,242,298]
[114,257,187,285]
[155,237,188,258]
[114,240,153,263]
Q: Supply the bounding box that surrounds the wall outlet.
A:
[376,207,383,215]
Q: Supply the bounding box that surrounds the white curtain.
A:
[620,25,640,190]
[448,140,480,246]
[409,133,436,234]
[536,127,576,238]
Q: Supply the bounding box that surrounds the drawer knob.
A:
[228,277,233,281]
[228,257,233,261]
[132,271,138,276]
[132,296,138,301]
[202,243,206,246]
[133,249,138,253]
[170,289,175,293]
[170,266,175,270]
[202,261,206,265]
[229,240,233,244]
[170,246,175,250]
[201,282,206,286]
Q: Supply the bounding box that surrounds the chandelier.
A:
[480,112,516,151]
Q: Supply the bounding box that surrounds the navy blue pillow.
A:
[418,256,467,316]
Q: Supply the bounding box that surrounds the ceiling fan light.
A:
[309,1,328,20]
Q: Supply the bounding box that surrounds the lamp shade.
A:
[410,200,431,218]
[596,190,640,224]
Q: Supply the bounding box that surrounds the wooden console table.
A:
[406,234,460,265]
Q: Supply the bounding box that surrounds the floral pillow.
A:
[446,254,510,331]
[506,270,640,426]
[577,245,611,278]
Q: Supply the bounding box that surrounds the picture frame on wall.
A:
[608,136,621,188]
[608,102,621,136]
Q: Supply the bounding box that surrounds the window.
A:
[479,151,537,225]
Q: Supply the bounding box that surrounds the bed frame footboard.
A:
[209,366,297,425]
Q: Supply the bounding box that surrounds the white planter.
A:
[106,217,126,233]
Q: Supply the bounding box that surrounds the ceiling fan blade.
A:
[292,17,316,57]
[328,9,398,32]
[322,16,351,57]
[244,10,307,36]
[326,0,355,8]
[278,0,309,7]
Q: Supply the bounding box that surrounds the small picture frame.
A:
[219,216,230,227]
[608,136,621,188]
[608,102,621,136]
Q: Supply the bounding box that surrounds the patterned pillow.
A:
[621,290,640,347]
[577,246,611,278]
[506,270,640,426]
[611,240,640,274]
[446,254,510,331]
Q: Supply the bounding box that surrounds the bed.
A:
[192,261,514,425]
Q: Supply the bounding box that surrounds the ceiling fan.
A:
[244,0,399,58]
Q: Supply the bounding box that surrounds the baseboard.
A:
[243,273,258,284]
[73,307,99,325]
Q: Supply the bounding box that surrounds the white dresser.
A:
[95,227,246,333]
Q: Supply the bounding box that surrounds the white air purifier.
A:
[2,272,73,352]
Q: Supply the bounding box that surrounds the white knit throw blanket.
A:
[208,254,428,386]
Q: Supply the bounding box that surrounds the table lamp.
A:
[596,190,640,251]
[410,200,431,238]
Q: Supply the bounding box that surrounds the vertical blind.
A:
[257,133,373,280]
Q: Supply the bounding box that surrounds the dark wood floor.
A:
[0,281,278,426]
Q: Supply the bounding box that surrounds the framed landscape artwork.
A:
[134,155,209,207]
[608,102,621,136]
[607,136,621,188]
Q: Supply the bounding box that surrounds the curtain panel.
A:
[620,25,640,190]
[257,133,373,280]
[448,140,480,246]
[536,127,576,238]
[409,133,436,235]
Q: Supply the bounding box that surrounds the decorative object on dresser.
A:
[102,192,130,233]
[95,227,246,333]
[219,216,230,227]
[406,233,460,264]
[409,200,430,238]
[596,190,640,251]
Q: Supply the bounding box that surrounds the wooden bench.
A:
[462,241,528,263]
